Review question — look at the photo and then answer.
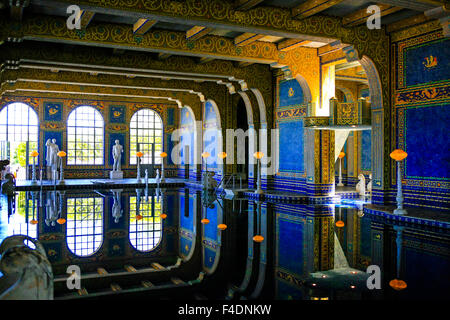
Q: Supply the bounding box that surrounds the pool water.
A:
[0,188,449,300]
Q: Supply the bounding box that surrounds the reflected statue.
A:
[155,168,161,184]
[0,235,53,300]
[111,190,123,223]
[356,173,366,197]
[45,191,60,227]
[110,140,124,179]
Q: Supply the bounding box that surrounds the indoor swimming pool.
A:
[0,188,449,300]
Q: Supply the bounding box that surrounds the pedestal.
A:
[110,170,124,180]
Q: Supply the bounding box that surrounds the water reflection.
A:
[0,189,448,300]
[129,190,162,252]
[66,196,103,257]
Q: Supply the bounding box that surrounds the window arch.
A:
[67,106,104,165]
[0,102,39,179]
[129,195,162,252]
[66,196,103,257]
[130,109,163,165]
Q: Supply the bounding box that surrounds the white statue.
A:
[367,173,373,194]
[356,173,366,197]
[51,139,60,171]
[46,139,60,180]
[111,190,122,223]
[112,140,123,172]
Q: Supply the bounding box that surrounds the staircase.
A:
[54,260,205,299]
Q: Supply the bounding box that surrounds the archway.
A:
[0,102,39,180]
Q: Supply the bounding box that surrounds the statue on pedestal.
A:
[110,140,124,180]
[45,139,60,181]
[356,173,366,197]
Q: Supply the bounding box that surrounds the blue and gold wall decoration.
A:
[398,32,450,89]
[44,102,63,121]
[109,105,125,123]
[394,30,450,208]
[398,103,449,185]
[279,79,304,108]
[360,130,372,173]
[273,78,308,192]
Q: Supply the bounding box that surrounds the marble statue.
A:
[45,139,60,180]
[112,140,123,171]
[356,173,366,197]
[110,140,124,179]
[0,235,53,300]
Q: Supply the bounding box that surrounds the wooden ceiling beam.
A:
[235,0,265,11]
[158,53,172,60]
[186,26,213,41]
[386,13,431,32]
[277,39,311,51]
[198,57,214,64]
[292,0,345,20]
[372,0,441,11]
[234,32,265,46]
[75,10,96,29]
[133,19,158,35]
[237,61,254,68]
[343,4,403,27]
[317,42,348,56]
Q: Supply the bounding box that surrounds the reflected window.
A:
[66,197,103,256]
[129,195,162,251]
[0,103,39,180]
[67,106,104,165]
[130,109,163,165]
[8,192,38,242]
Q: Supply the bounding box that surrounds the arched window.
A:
[130,109,163,165]
[129,195,162,251]
[0,102,39,179]
[67,106,104,165]
[66,196,103,257]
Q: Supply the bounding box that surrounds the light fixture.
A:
[337,151,345,187]
[253,151,264,194]
[253,235,264,242]
[56,218,66,225]
[57,151,66,184]
[30,151,39,184]
[201,218,210,225]
[389,279,407,291]
[390,149,408,215]
[160,152,167,182]
[136,151,144,182]
[218,152,227,188]
[160,213,167,219]
[218,223,227,230]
